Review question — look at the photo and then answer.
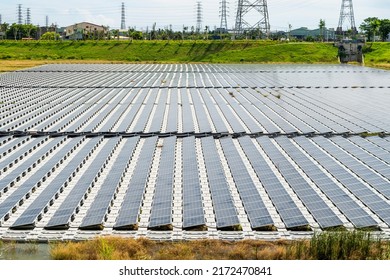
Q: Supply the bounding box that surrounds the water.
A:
[0,242,51,260]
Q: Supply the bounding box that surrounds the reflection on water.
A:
[0,242,51,260]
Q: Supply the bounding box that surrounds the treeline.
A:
[0,23,38,40]
[360,17,390,42]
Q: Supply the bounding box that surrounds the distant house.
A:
[65,22,107,40]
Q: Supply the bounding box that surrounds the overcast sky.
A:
[0,0,388,31]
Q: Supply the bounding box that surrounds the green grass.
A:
[364,42,390,69]
[0,40,340,64]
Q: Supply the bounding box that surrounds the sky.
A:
[0,0,388,31]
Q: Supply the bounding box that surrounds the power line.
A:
[121,2,126,30]
[235,0,270,37]
[26,8,31,25]
[17,4,23,24]
[337,0,357,35]
[196,1,203,33]
[219,0,228,30]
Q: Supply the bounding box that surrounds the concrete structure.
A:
[65,22,107,40]
[336,39,365,63]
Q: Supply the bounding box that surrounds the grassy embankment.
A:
[47,231,390,260]
[0,40,339,72]
[1,40,388,72]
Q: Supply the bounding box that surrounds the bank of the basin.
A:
[0,40,339,64]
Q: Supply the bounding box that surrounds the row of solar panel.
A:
[18,63,387,74]
[1,69,389,88]
[1,135,390,231]
[2,87,390,135]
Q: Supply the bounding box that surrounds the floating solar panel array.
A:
[0,64,390,241]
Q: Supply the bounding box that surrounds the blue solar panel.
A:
[294,137,390,227]
[182,137,205,229]
[201,137,240,229]
[79,137,140,230]
[148,136,176,229]
[256,137,343,229]
[238,136,309,230]
[114,137,158,230]
[45,137,119,229]
[220,137,274,230]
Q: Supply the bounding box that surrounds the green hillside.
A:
[0,40,388,69]
[0,40,339,63]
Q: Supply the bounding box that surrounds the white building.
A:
[65,22,107,40]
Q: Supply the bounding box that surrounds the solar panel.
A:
[294,137,390,227]
[130,89,159,133]
[182,137,205,229]
[190,89,212,133]
[113,137,158,230]
[209,89,246,133]
[312,137,390,199]
[199,89,229,133]
[79,137,140,230]
[0,137,44,175]
[238,136,309,230]
[219,137,274,230]
[44,137,118,229]
[348,136,390,165]
[201,137,240,229]
[256,137,343,229]
[179,89,195,133]
[148,136,176,229]
[164,89,178,133]
[9,137,85,229]
[217,89,262,134]
[0,137,66,222]
[147,89,168,133]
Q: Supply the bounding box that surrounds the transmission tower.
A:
[121,2,126,30]
[337,0,357,35]
[46,15,49,28]
[17,4,23,24]
[196,1,203,33]
[0,14,2,25]
[26,8,31,25]
[220,0,228,31]
[235,0,270,37]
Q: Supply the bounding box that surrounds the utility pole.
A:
[26,8,31,25]
[17,4,23,25]
[196,1,203,34]
[121,2,126,30]
[46,15,49,28]
[337,0,357,36]
[220,0,228,31]
[235,0,270,38]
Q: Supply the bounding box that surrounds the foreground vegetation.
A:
[48,231,390,260]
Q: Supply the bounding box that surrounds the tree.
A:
[379,19,390,41]
[204,26,209,40]
[41,32,60,40]
[360,17,380,41]
[0,22,9,33]
[319,19,326,42]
